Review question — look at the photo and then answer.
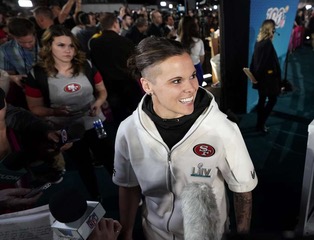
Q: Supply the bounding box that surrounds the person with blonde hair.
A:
[250,19,281,133]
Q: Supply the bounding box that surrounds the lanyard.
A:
[17,40,38,74]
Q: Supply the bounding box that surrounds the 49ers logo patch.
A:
[64,83,81,93]
[193,144,215,157]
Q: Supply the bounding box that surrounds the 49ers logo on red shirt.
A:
[64,83,81,93]
[193,144,215,157]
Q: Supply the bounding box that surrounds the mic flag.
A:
[49,188,106,240]
[181,182,220,240]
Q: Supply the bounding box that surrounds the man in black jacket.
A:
[90,12,143,127]
[146,10,164,37]
[125,16,148,45]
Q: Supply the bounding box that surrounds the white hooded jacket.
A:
[113,89,258,240]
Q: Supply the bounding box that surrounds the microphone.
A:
[181,182,221,240]
[57,122,85,149]
[0,87,5,110]
[49,188,106,240]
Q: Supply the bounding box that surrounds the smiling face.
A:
[141,53,199,119]
[51,35,75,64]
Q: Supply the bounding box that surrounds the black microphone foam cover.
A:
[49,188,87,223]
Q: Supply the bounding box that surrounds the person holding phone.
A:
[0,188,42,212]
[0,90,42,213]
[2,85,75,188]
[24,25,114,201]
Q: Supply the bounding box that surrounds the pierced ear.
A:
[140,77,152,95]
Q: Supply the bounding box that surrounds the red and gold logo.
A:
[193,144,215,157]
[64,83,81,93]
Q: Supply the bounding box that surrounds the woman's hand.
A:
[88,218,122,240]
[47,131,73,152]
[0,188,42,211]
[9,74,27,88]
[52,106,70,116]
[89,100,102,117]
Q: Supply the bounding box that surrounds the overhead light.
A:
[160,1,167,7]
[305,5,312,10]
[213,5,218,10]
[18,0,33,7]
[169,4,173,9]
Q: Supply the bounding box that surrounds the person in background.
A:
[162,13,177,39]
[75,12,98,58]
[125,16,148,45]
[0,11,8,45]
[24,25,114,200]
[250,19,281,133]
[308,11,314,51]
[177,16,205,86]
[90,12,143,127]
[49,0,81,30]
[137,6,148,21]
[294,9,305,28]
[120,13,133,37]
[0,17,39,108]
[71,10,85,35]
[188,9,195,17]
[146,10,164,37]
[113,37,257,240]
[32,6,56,42]
[117,6,126,25]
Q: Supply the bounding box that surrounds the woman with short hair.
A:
[113,37,257,240]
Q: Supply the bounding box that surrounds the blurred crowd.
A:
[0,0,220,213]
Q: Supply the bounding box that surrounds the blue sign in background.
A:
[247,0,299,112]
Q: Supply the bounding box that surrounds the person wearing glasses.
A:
[250,19,281,133]
[0,17,39,108]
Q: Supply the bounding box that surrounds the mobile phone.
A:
[24,182,52,198]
